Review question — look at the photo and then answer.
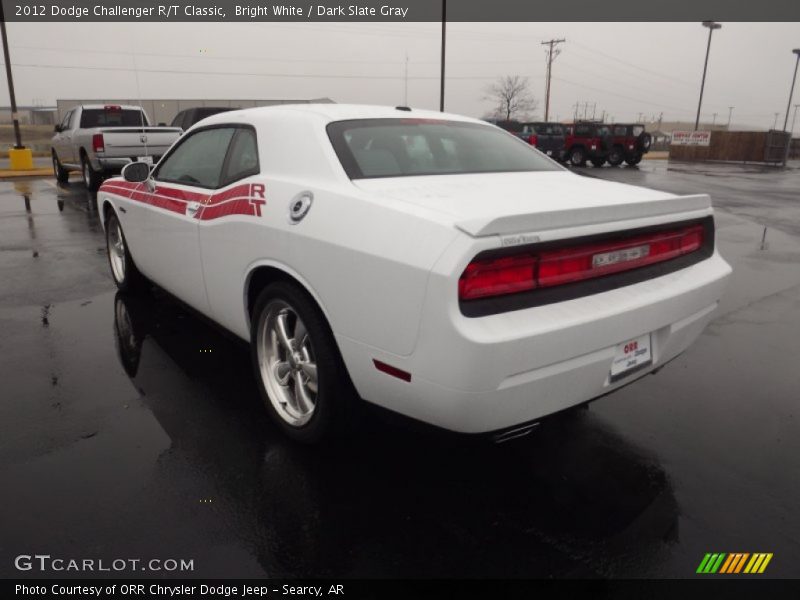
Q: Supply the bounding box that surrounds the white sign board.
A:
[671,131,711,146]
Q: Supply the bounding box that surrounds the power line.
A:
[9,61,529,81]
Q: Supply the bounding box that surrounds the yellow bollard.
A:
[9,147,34,170]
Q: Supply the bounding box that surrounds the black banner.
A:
[2,0,800,22]
[6,579,800,600]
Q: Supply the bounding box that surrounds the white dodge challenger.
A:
[98,104,732,443]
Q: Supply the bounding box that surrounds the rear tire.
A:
[105,210,147,293]
[590,158,606,167]
[52,151,69,183]
[82,155,102,191]
[568,148,586,167]
[251,281,356,444]
[625,154,643,166]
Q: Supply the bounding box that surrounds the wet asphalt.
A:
[1,162,799,579]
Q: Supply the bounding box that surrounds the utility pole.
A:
[712,113,717,126]
[403,52,409,106]
[541,38,565,122]
[439,0,446,112]
[727,106,734,128]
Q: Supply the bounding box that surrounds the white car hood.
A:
[354,171,711,237]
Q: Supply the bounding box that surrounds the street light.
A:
[694,21,722,131]
[782,49,800,131]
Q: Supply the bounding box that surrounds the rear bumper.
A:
[340,251,731,434]
[94,156,162,173]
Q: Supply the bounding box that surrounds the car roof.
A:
[197,103,484,127]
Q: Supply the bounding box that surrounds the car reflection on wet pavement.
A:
[1,164,799,578]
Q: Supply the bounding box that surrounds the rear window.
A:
[524,123,564,135]
[80,108,147,128]
[328,119,559,179]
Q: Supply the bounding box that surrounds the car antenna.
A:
[129,33,149,160]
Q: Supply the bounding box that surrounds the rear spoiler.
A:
[455,194,713,237]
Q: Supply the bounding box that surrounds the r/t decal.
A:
[250,183,266,216]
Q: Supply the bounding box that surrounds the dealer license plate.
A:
[136,156,153,165]
[610,334,652,381]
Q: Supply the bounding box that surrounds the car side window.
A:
[222,128,260,185]
[154,127,236,189]
[170,111,185,129]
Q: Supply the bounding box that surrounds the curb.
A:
[0,168,54,179]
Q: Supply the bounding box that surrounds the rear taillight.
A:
[528,134,538,146]
[459,223,705,301]
[458,255,537,300]
[92,133,105,153]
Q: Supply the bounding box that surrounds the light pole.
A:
[0,4,33,170]
[694,21,721,131]
[782,49,800,131]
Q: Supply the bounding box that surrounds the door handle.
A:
[185,201,201,218]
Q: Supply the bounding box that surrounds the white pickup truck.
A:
[51,104,182,190]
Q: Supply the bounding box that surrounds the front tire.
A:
[590,158,606,167]
[82,155,102,191]
[105,210,146,293]
[607,147,624,166]
[52,151,69,183]
[251,281,355,444]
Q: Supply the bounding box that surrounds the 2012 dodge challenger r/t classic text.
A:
[97,104,732,443]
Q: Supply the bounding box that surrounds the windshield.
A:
[80,108,147,128]
[328,118,560,179]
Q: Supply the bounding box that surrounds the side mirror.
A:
[122,161,151,183]
[54,124,62,133]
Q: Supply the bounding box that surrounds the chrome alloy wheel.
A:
[256,300,319,427]
[107,218,127,284]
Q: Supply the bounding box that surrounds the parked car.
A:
[170,106,236,131]
[608,124,653,166]
[51,105,182,190]
[97,104,731,444]
[519,122,567,161]
[564,121,614,167]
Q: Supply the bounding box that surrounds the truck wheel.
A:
[569,148,586,167]
[105,210,147,293]
[625,154,643,166]
[82,156,102,191]
[52,151,69,183]
[607,148,624,166]
[590,158,606,167]
[251,281,356,444]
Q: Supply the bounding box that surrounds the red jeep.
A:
[563,122,614,167]
[607,124,652,166]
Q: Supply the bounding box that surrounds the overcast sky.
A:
[2,21,799,129]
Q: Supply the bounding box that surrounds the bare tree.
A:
[485,75,539,121]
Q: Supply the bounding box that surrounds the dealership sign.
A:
[671,131,712,146]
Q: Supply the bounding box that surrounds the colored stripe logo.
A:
[697,552,773,574]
